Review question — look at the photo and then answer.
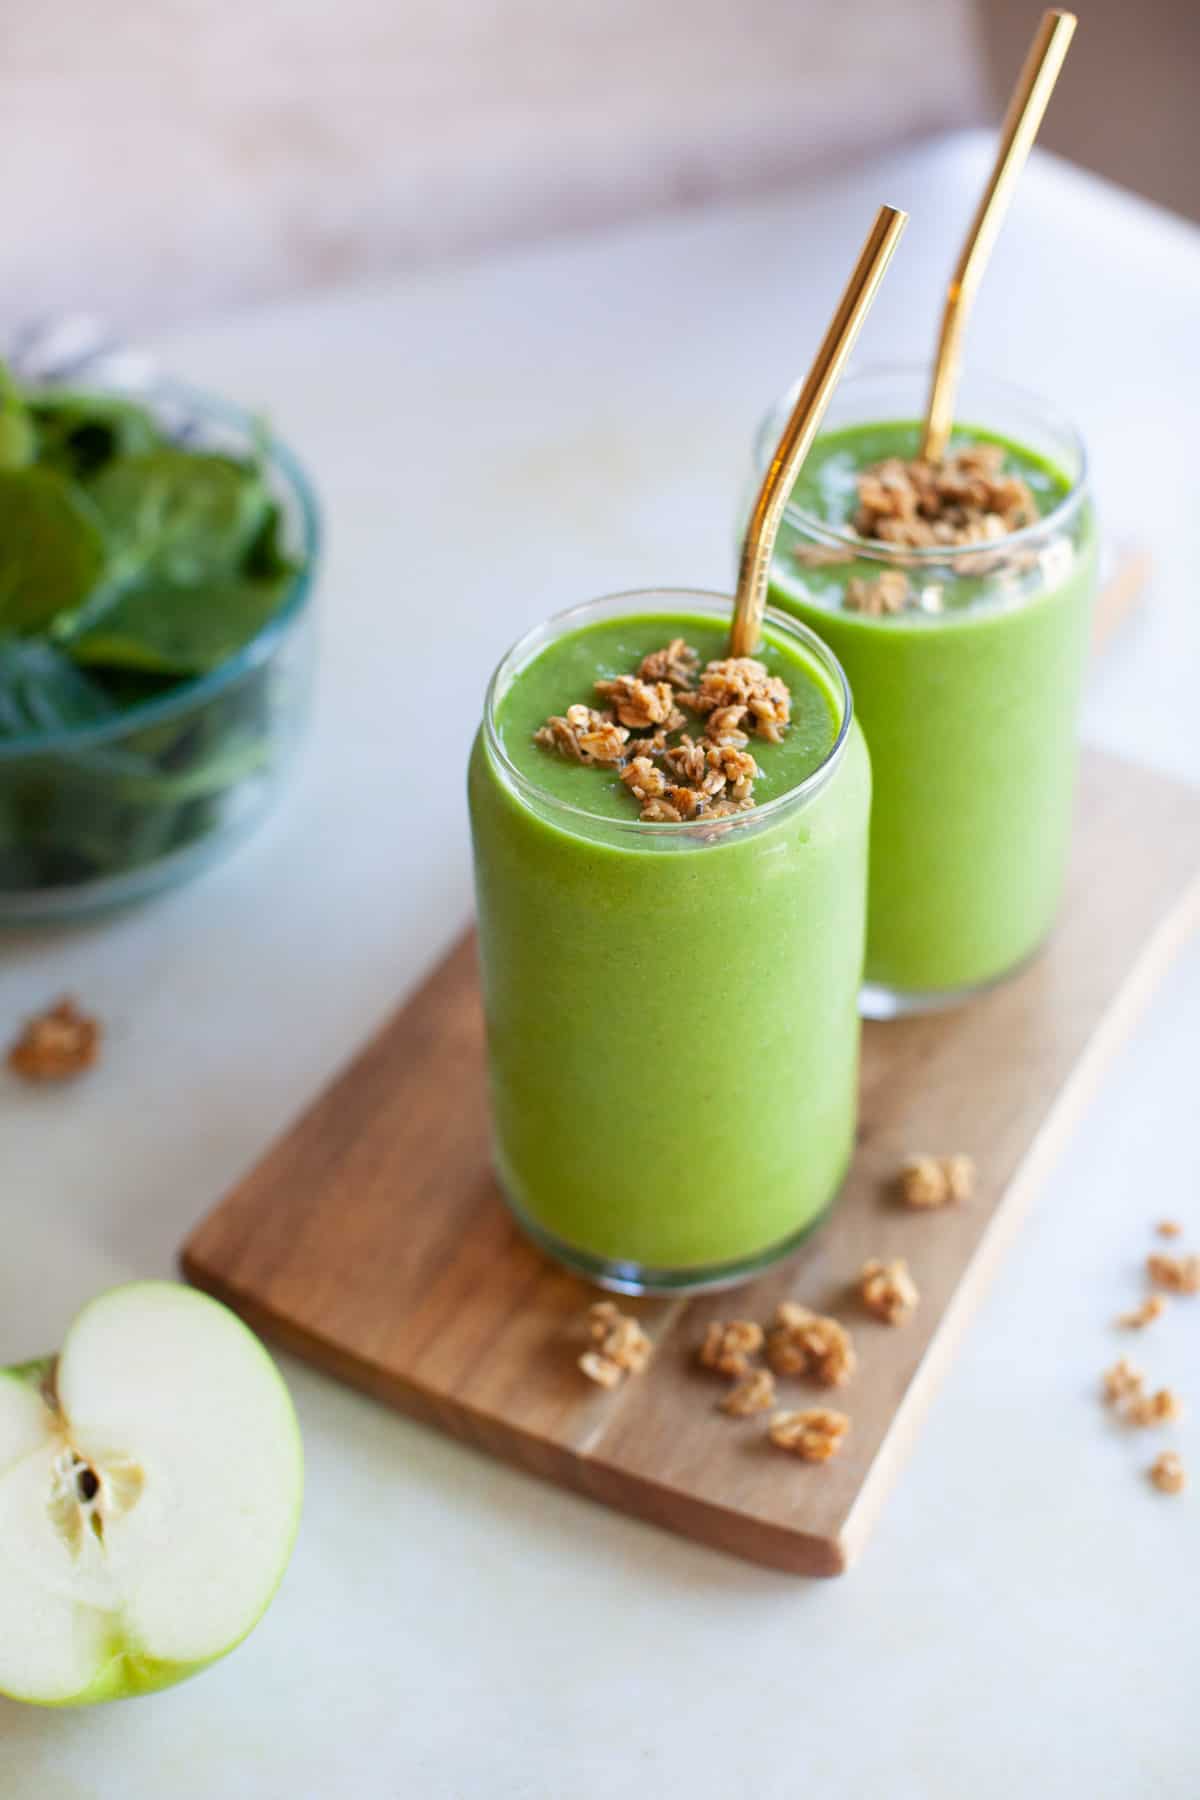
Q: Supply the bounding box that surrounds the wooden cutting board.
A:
[183,742,1200,1575]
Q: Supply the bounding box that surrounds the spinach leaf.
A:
[28,387,161,481]
[0,638,118,737]
[0,468,110,635]
[63,566,295,676]
[84,447,272,589]
[0,364,34,470]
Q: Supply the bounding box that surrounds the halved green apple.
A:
[0,1281,302,1705]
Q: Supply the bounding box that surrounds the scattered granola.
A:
[765,1303,856,1387]
[1128,1388,1183,1429]
[1102,1358,1144,1405]
[852,443,1039,550]
[860,1258,919,1326]
[535,639,793,821]
[845,570,910,617]
[1149,1451,1186,1496]
[898,1152,975,1209]
[768,1407,850,1463]
[578,1301,653,1387]
[1157,1220,1183,1239]
[721,1369,777,1416]
[1147,1252,1200,1296]
[8,998,101,1082]
[791,541,854,569]
[1118,1295,1168,1330]
[698,1319,764,1379]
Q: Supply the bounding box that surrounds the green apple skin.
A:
[0,1283,304,1708]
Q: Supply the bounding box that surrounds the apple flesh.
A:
[0,1282,302,1705]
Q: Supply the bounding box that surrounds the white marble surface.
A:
[2,132,1199,1798]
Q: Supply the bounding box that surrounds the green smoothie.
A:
[766,410,1097,1006]
[468,594,870,1287]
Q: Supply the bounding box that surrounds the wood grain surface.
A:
[183,743,1200,1575]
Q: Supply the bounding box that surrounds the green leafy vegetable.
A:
[0,370,310,902]
[28,388,160,480]
[0,468,109,635]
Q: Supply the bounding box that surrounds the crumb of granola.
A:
[898,1152,974,1209]
[1102,1358,1144,1405]
[1149,1451,1186,1495]
[765,1303,856,1387]
[768,1407,850,1463]
[1157,1220,1183,1239]
[852,444,1038,549]
[579,1350,623,1389]
[791,542,854,569]
[1117,1295,1168,1330]
[721,1368,777,1416]
[583,1301,652,1380]
[698,1319,764,1379]
[637,638,698,690]
[1147,1252,1200,1296]
[860,1258,919,1326]
[639,797,683,822]
[594,674,684,732]
[682,656,791,745]
[844,570,910,617]
[1128,1388,1183,1428]
[620,756,667,802]
[8,998,101,1082]
[534,704,629,765]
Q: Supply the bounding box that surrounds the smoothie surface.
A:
[497,611,841,821]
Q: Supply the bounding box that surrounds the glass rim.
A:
[482,586,853,840]
[755,360,1090,565]
[0,379,321,761]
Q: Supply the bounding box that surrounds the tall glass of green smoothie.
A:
[753,365,1097,1017]
[468,589,870,1293]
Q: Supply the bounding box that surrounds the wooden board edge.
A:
[837,863,1200,1569]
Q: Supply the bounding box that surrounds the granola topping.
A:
[1128,1388,1183,1429]
[852,443,1039,550]
[535,639,794,820]
[768,1407,850,1463]
[1157,1220,1183,1239]
[766,1303,856,1387]
[1149,1451,1186,1495]
[8,998,101,1082]
[845,570,910,617]
[860,1258,919,1326]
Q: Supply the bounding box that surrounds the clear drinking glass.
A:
[750,365,1098,1016]
[467,588,871,1294]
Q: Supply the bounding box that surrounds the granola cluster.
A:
[852,443,1039,549]
[860,1258,920,1326]
[694,1301,859,1462]
[578,1301,653,1389]
[768,1408,850,1463]
[1101,1359,1183,1429]
[7,998,101,1082]
[1147,1252,1200,1296]
[898,1152,975,1210]
[766,1303,856,1387]
[535,638,792,822]
[1150,1451,1187,1495]
[845,570,910,618]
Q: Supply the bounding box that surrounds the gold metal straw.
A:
[729,204,908,658]
[921,8,1077,462]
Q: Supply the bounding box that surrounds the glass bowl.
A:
[0,381,320,924]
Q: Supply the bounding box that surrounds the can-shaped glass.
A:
[468,588,871,1293]
[751,365,1098,1017]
